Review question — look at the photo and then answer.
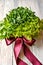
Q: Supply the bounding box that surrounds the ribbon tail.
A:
[14,38,23,59]
[14,38,28,65]
[23,44,42,65]
[17,58,28,65]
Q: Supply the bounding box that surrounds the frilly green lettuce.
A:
[0,7,43,40]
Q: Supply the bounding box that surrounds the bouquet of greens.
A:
[0,7,43,40]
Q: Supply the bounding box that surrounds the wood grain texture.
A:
[0,0,43,65]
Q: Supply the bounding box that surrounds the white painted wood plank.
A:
[0,39,13,65]
[0,0,5,20]
[0,0,14,65]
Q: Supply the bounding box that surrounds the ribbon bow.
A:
[5,37,42,65]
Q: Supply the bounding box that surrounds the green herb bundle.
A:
[0,7,43,40]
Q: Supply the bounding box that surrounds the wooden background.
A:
[0,0,43,65]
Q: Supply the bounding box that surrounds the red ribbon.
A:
[5,37,42,65]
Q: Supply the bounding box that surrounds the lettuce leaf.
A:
[0,7,41,40]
